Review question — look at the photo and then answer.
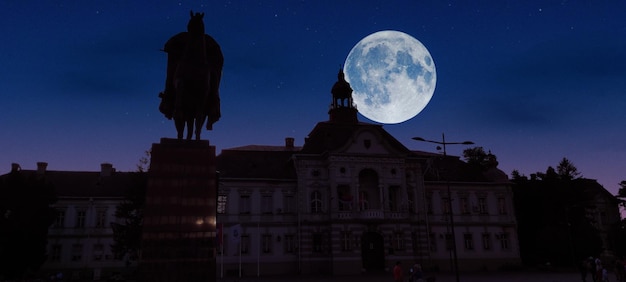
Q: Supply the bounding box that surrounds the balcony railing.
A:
[335,209,408,220]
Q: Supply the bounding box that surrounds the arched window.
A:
[311,191,322,213]
[359,169,380,209]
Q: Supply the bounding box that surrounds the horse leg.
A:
[174,116,185,139]
[195,115,206,140]
[186,118,193,140]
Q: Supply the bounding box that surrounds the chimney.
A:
[37,162,48,175]
[100,163,114,177]
[285,137,295,149]
[11,163,21,172]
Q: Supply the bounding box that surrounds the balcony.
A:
[334,210,408,220]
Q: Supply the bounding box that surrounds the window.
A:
[429,233,437,251]
[478,197,488,214]
[262,234,272,253]
[261,195,273,214]
[499,233,510,250]
[95,209,107,228]
[442,197,451,214]
[239,195,251,214]
[341,231,352,251]
[426,194,433,214]
[76,210,86,228]
[337,185,352,211]
[407,191,415,213]
[311,191,322,213]
[444,233,453,251]
[217,195,227,214]
[393,232,404,251]
[283,195,295,213]
[482,233,491,250]
[285,234,296,253]
[313,233,323,253]
[240,234,250,254]
[388,186,400,211]
[93,243,104,261]
[498,198,507,215]
[463,233,474,250]
[71,244,83,261]
[50,244,62,262]
[460,197,469,214]
[54,209,65,228]
[358,191,369,210]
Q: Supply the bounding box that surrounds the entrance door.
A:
[361,232,384,271]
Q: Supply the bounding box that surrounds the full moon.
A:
[344,30,436,124]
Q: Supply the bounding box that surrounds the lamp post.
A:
[412,133,473,282]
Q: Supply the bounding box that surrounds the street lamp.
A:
[412,133,474,282]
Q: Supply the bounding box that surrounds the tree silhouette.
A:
[512,162,603,267]
[0,165,57,280]
[556,157,581,180]
[111,152,148,264]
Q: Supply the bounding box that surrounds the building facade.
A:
[1,162,131,280]
[214,70,521,277]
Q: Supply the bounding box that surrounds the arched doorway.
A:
[361,232,384,271]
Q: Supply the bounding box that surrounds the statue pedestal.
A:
[139,138,217,281]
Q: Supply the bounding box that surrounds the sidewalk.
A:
[218,270,581,282]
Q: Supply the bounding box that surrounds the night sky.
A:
[2,1,625,195]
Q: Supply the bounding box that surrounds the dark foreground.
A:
[218,270,585,282]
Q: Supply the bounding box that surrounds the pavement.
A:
[217,270,585,282]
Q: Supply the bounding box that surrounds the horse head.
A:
[187,11,205,35]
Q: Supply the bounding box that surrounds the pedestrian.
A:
[393,261,404,282]
[602,264,609,282]
[410,263,424,282]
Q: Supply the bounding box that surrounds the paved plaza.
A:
[218,270,585,282]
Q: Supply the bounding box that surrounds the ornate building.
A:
[215,70,521,276]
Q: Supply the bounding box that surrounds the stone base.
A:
[138,138,217,281]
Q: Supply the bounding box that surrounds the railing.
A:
[335,210,408,220]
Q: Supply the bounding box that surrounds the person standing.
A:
[393,261,404,282]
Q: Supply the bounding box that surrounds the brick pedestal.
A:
[139,138,217,281]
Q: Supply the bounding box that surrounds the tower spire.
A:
[328,68,358,123]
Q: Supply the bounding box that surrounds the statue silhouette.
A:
[159,11,224,140]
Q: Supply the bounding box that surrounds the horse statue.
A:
[159,11,224,140]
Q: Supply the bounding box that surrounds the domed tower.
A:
[329,68,358,123]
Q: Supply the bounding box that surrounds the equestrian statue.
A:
[159,11,224,140]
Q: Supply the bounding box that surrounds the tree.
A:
[511,160,602,267]
[557,157,581,180]
[0,165,57,280]
[111,151,148,263]
[462,146,489,167]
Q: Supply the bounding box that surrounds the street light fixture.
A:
[412,133,474,282]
